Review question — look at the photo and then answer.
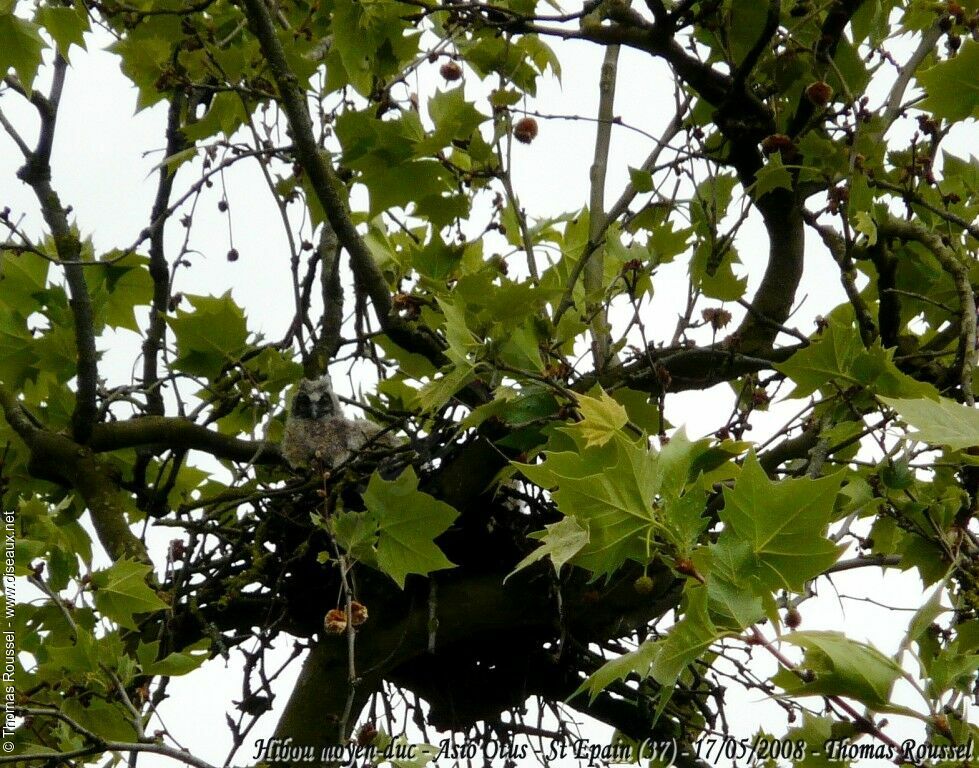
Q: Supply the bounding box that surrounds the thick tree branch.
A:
[584,343,802,394]
[274,566,680,765]
[730,194,806,353]
[0,387,150,562]
[730,0,779,94]
[89,417,281,464]
[518,18,756,116]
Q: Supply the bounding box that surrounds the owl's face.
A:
[291,377,340,420]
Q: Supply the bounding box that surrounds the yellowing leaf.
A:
[575,389,628,447]
[506,516,588,580]
[853,210,877,245]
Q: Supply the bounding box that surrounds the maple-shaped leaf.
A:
[363,467,459,588]
[918,40,979,122]
[168,292,249,379]
[882,396,979,451]
[719,453,844,592]
[752,151,794,199]
[506,516,589,580]
[90,559,169,630]
[521,431,708,577]
[578,638,659,700]
[693,535,766,630]
[0,11,44,94]
[579,586,721,705]
[648,584,719,687]
[776,319,862,398]
[772,631,903,709]
[137,639,210,677]
[575,388,628,447]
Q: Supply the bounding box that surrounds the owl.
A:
[280,376,393,470]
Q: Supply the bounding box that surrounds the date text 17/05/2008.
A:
[689,735,974,765]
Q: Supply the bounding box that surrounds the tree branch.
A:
[803,212,877,346]
[304,221,344,378]
[239,0,392,324]
[0,386,150,562]
[730,194,806,353]
[585,43,622,373]
[881,24,942,130]
[787,0,866,137]
[143,94,186,416]
[14,55,99,442]
[89,417,281,464]
[553,98,687,328]
[878,216,975,404]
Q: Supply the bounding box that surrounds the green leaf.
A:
[89,254,154,332]
[520,431,708,577]
[424,86,487,150]
[182,91,250,142]
[90,559,169,630]
[775,631,904,708]
[506,516,589,580]
[413,358,475,413]
[719,453,844,592]
[138,639,209,677]
[168,292,249,379]
[776,320,862,398]
[579,585,721,706]
[108,22,173,110]
[852,343,939,399]
[902,587,946,653]
[918,41,979,122]
[752,152,794,199]
[783,714,851,768]
[0,12,45,94]
[628,166,653,193]
[362,467,459,588]
[853,210,877,246]
[696,535,766,630]
[0,250,49,315]
[63,698,137,741]
[579,639,659,700]
[35,6,88,56]
[575,389,629,448]
[649,584,720,687]
[881,396,979,450]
